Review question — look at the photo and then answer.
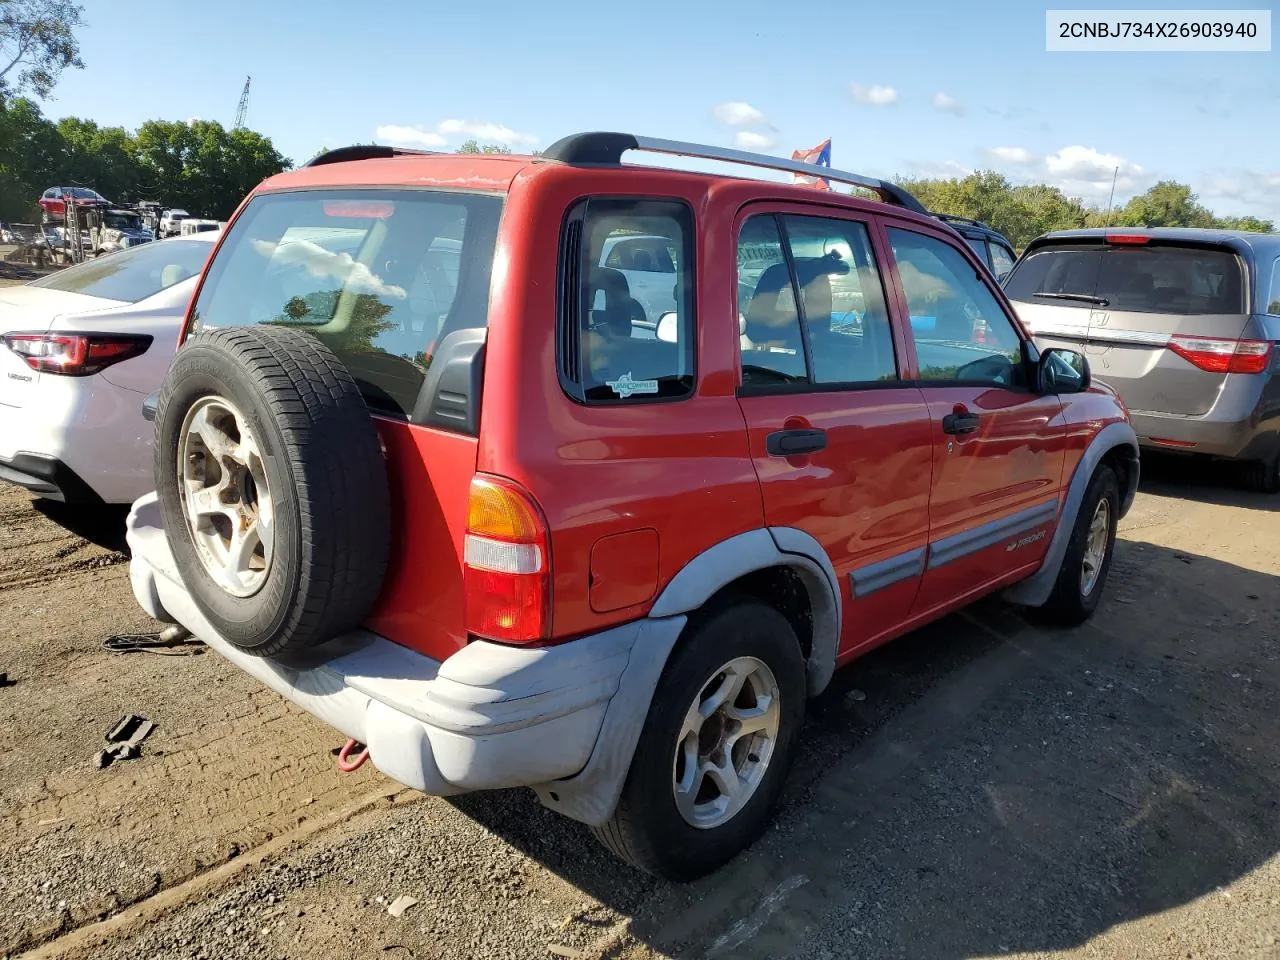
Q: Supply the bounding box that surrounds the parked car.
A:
[91,208,155,254]
[159,208,192,237]
[1004,227,1280,491]
[125,134,1138,881]
[0,233,219,505]
[932,213,1018,282]
[38,186,111,221]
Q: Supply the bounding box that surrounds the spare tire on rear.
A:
[154,325,391,658]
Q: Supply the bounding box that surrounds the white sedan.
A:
[0,232,219,505]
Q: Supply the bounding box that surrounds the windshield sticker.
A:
[605,372,659,399]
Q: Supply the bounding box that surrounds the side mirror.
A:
[656,312,679,343]
[1037,347,1091,394]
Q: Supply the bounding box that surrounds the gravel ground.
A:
[4,456,1280,959]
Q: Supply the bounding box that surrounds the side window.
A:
[737,215,808,385]
[559,198,695,403]
[964,235,988,261]
[1268,257,1280,316]
[990,242,1016,282]
[887,227,1025,387]
[779,215,898,384]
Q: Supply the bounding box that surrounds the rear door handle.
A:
[767,428,827,457]
[942,412,980,435]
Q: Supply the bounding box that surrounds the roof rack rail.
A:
[304,144,439,168]
[931,212,990,229]
[541,132,927,214]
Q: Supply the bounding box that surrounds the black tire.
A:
[1245,451,1280,494]
[592,599,806,881]
[1037,465,1120,626]
[154,326,390,658]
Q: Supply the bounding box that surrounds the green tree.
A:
[1216,214,1275,233]
[1115,180,1216,228]
[0,0,84,101]
[134,118,289,219]
[0,95,60,219]
[457,139,512,155]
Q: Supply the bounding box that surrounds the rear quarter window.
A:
[1268,256,1280,315]
[190,189,503,419]
[558,197,696,404]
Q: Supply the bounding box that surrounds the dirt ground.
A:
[2,455,1279,960]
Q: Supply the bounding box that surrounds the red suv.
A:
[126,133,1139,880]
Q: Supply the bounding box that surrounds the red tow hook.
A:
[336,737,369,772]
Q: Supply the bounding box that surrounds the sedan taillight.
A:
[1167,335,1273,375]
[1,332,153,376]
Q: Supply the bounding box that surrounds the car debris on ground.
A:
[94,714,156,768]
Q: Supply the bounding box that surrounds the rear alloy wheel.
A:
[154,326,390,659]
[592,600,805,881]
[672,656,781,831]
[1037,464,1119,626]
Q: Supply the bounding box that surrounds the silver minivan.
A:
[1005,228,1280,492]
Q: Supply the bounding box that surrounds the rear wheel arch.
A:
[648,527,841,697]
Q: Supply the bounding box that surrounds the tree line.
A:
[0,97,291,222]
[892,172,1274,250]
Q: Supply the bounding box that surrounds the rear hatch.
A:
[187,186,504,662]
[1005,236,1251,416]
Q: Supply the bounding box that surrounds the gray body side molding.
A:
[647,526,842,696]
[1004,420,1140,608]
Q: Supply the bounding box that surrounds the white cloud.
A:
[375,119,537,149]
[714,101,768,127]
[435,119,538,146]
[1203,169,1280,220]
[851,83,899,107]
[987,146,1036,165]
[932,92,964,115]
[734,130,777,151]
[1044,145,1142,183]
[374,124,448,148]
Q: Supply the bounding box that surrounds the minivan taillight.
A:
[463,474,551,644]
[1167,335,1273,375]
[1,332,152,376]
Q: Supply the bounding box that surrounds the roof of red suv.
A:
[254,132,934,224]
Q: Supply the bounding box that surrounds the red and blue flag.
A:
[791,139,831,190]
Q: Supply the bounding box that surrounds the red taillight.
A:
[463,474,551,644]
[1105,233,1150,245]
[1,333,152,376]
[1167,335,1273,375]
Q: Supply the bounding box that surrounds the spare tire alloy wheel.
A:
[179,395,274,598]
[674,656,781,830]
[154,326,391,659]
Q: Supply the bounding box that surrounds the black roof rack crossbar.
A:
[931,212,991,229]
[304,144,440,168]
[540,132,927,214]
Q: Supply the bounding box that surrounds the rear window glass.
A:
[29,238,211,302]
[1005,243,1244,315]
[558,197,695,403]
[190,189,503,419]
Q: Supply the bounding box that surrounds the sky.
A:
[43,0,1280,220]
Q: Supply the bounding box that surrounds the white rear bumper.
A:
[125,493,683,815]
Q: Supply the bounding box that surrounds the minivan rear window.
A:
[190,188,503,419]
[1005,243,1244,315]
